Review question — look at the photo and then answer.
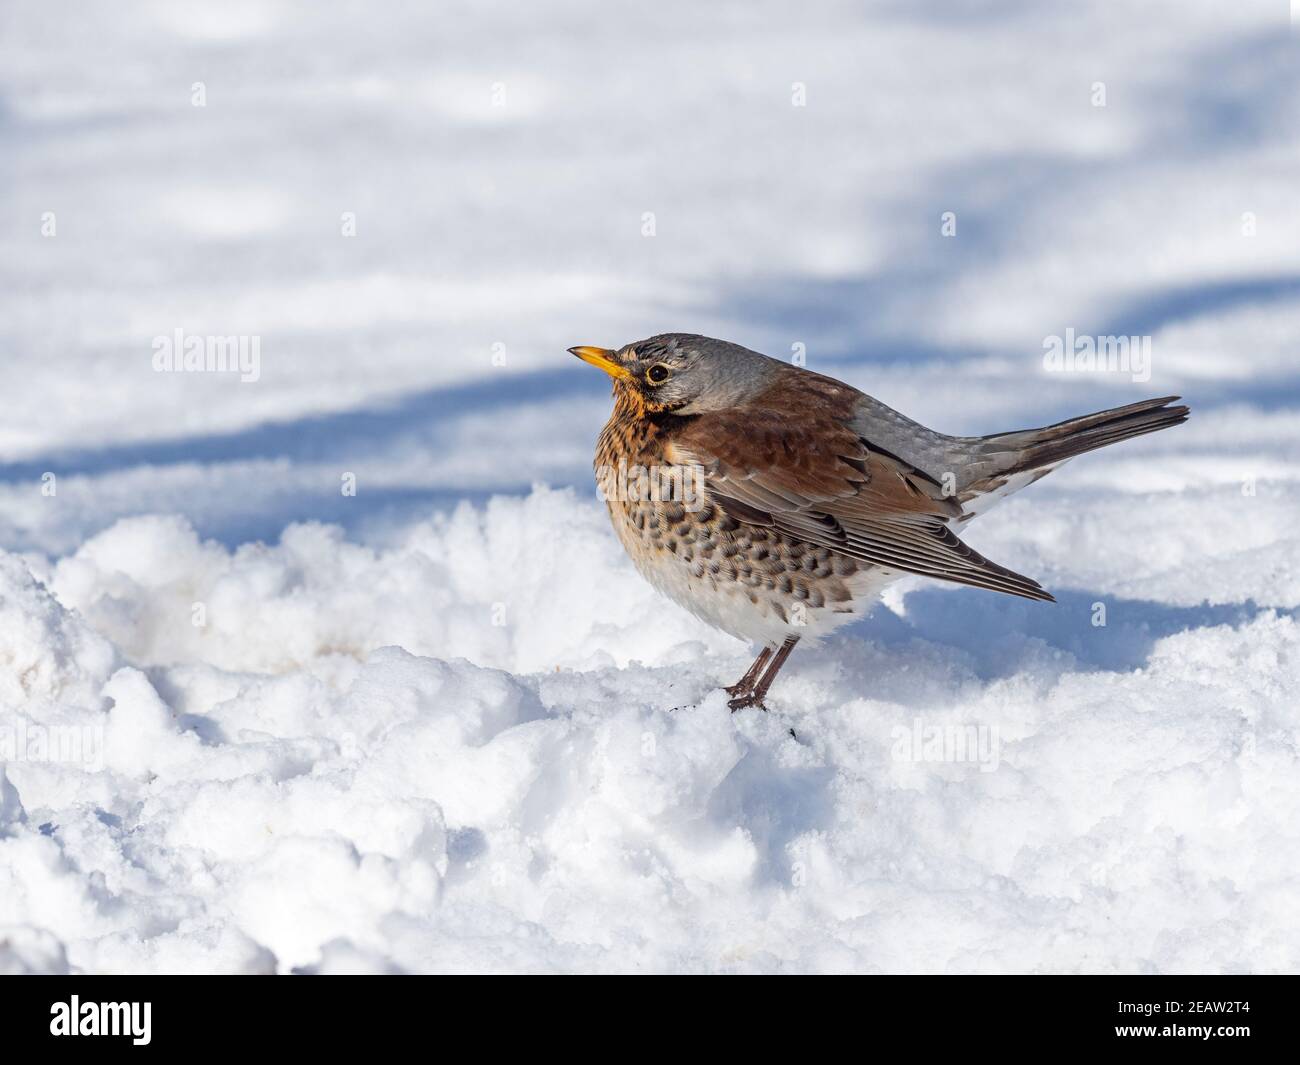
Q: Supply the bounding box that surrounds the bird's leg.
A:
[724,646,773,698]
[728,635,800,712]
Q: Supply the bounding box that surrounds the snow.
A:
[3,491,1298,973]
[1,1,1298,973]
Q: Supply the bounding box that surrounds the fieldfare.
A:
[571,334,1188,711]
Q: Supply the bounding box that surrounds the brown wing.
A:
[668,410,1054,602]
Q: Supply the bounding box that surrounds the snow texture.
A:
[1,1,1298,973]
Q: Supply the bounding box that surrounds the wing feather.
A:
[668,411,1054,603]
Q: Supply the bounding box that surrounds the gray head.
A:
[568,333,781,415]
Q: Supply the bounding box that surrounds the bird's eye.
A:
[646,364,671,384]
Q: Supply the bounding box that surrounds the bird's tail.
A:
[976,395,1189,476]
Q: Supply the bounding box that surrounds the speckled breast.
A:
[595,408,869,644]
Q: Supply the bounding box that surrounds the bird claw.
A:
[727,693,768,713]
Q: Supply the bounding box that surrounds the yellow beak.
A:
[568,345,630,380]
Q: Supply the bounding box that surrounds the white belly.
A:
[629,544,902,648]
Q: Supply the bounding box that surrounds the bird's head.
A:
[569,333,779,416]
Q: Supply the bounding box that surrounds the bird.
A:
[570,334,1188,712]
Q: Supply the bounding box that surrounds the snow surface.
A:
[2,1,1299,973]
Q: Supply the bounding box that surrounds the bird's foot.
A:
[727,692,769,713]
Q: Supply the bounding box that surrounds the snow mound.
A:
[0,924,70,975]
[2,488,1297,973]
[0,553,117,717]
[49,489,738,676]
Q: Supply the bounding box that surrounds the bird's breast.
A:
[592,410,879,643]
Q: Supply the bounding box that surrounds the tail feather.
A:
[980,396,1189,476]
